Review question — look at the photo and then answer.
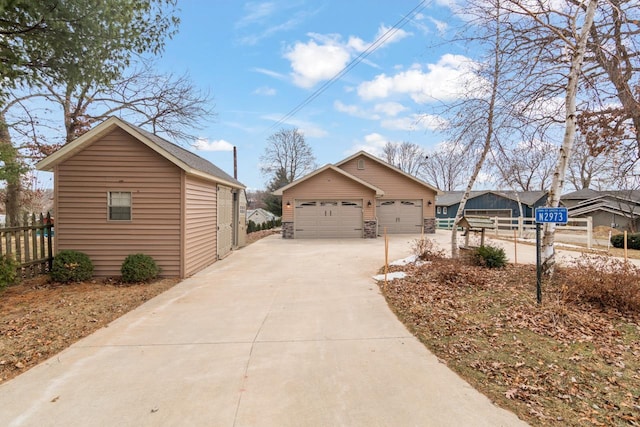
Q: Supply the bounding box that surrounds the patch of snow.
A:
[390,255,418,266]
[372,272,407,281]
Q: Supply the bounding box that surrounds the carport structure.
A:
[274,151,441,239]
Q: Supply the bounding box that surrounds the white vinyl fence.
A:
[436,216,594,248]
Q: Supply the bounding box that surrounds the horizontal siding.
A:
[55,128,182,277]
[339,155,437,218]
[282,169,375,221]
[184,176,217,277]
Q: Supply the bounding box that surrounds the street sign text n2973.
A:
[535,207,568,224]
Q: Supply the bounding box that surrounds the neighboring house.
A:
[273,151,441,238]
[436,191,548,219]
[247,208,278,226]
[36,116,246,279]
[561,189,640,231]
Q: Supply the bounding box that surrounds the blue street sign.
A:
[535,207,568,224]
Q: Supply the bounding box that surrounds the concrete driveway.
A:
[0,235,527,427]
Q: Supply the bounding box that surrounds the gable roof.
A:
[247,208,279,221]
[567,195,640,218]
[272,164,385,196]
[335,151,442,194]
[436,190,547,207]
[562,189,640,203]
[36,116,244,189]
[561,188,601,200]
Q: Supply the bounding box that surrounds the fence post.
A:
[46,212,53,271]
[518,216,523,238]
[494,217,499,236]
[586,216,592,249]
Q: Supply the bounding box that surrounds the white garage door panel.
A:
[295,200,362,238]
[377,200,423,234]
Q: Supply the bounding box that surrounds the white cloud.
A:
[373,102,407,117]
[381,113,446,131]
[429,17,448,34]
[284,24,410,88]
[357,54,481,103]
[252,67,287,80]
[235,2,276,28]
[334,100,380,120]
[373,25,410,48]
[261,114,328,138]
[284,35,351,88]
[193,138,234,152]
[345,132,392,157]
[254,86,276,96]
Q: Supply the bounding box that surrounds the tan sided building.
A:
[36,117,246,278]
[273,151,441,238]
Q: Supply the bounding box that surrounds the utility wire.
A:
[266,0,431,133]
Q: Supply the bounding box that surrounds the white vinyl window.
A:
[443,207,447,215]
[108,191,132,221]
[437,206,441,214]
[357,158,365,170]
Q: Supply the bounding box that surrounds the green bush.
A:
[50,250,94,283]
[473,245,508,268]
[0,254,19,289]
[610,233,640,250]
[121,253,160,283]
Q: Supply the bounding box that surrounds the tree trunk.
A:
[451,4,502,257]
[0,113,22,226]
[541,0,598,274]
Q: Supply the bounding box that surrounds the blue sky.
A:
[156,0,468,190]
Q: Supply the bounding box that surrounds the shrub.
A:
[0,254,19,289]
[121,253,160,283]
[610,233,640,250]
[50,250,94,283]
[556,255,640,313]
[411,237,445,261]
[472,245,507,268]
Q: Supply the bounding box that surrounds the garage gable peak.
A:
[272,164,384,196]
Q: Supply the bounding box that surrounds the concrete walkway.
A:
[0,235,527,426]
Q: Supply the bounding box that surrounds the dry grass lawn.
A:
[381,254,640,426]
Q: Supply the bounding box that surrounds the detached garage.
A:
[36,116,246,278]
[274,151,441,239]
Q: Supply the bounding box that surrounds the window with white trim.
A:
[357,158,365,170]
[108,191,132,221]
[436,206,441,214]
[443,206,447,215]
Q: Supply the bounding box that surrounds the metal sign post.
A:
[534,207,569,304]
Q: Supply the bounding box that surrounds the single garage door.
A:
[295,200,363,238]
[217,185,233,258]
[377,200,423,234]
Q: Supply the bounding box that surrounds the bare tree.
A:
[579,0,640,156]
[6,59,215,149]
[260,128,316,183]
[567,133,615,190]
[445,0,521,257]
[521,0,600,274]
[490,139,557,191]
[421,142,469,191]
[382,141,427,176]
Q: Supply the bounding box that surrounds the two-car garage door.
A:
[377,200,423,234]
[295,200,362,238]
